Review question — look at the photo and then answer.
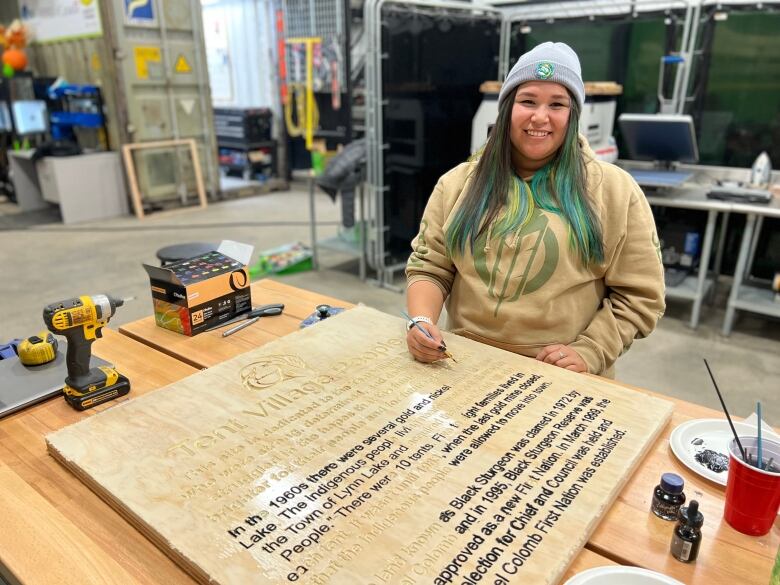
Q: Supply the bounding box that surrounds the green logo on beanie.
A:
[535,62,554,80]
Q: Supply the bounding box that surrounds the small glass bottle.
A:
[651,472,686,520]
[670,500,704,563]
[771,544,780,585]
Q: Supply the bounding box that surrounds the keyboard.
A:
[628,169,694,188]
[707,185,772,204]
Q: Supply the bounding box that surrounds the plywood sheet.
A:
[47,307,672,585]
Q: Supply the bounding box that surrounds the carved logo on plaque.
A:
[239,355,309,391]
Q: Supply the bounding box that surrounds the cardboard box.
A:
[143,243,253,336]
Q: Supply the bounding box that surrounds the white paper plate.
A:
[564,566,685,585]
[669,418,780,486]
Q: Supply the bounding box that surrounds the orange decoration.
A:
[2,48,27,71]
[4,19,29,49]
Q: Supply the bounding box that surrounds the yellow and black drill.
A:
[43,294,130,411]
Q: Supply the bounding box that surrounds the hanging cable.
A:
[327,36,342,110]
[284,37,321,149]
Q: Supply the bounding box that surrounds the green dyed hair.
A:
[445,87,604,266]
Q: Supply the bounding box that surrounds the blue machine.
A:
[46,82,105,143]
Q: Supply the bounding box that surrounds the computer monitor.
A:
[12,100,49,135]
[618,113,699,165]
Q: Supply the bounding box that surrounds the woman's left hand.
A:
[535,344,588,373]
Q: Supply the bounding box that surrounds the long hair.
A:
[445,87,604,266]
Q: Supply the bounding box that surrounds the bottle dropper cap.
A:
[681,499,704,528]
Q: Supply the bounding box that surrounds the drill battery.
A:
[63,367,130,411]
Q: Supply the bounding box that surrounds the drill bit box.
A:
[143,243,253,336]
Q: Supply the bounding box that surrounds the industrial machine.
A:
[43,294,130,410]
[214,107,277,181]
[46,81,107,149]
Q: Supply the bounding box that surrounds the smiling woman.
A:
[510,83,572,175]
[405,42,666,379]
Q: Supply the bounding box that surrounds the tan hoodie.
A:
[406,141,665,377]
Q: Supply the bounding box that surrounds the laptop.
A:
[0,342,109,418]
[628,169,693,189]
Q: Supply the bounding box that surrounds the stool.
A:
[156,242,218,266]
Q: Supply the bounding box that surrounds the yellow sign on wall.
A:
[134,46,161,80]
[174,54,191,74]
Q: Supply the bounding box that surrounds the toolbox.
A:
[214,107,272,146]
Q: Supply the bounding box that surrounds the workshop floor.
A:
[1,184,778,426]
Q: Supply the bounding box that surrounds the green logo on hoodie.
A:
[473,208,559,316]
[408,219,429,268]
[652,231,662,263]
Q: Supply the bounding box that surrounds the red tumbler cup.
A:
[724,437,780,536]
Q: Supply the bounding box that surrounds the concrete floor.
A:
[1,184,778,426]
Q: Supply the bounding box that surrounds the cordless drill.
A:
[43,294,131,411]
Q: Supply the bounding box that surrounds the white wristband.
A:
[406,315,433,331]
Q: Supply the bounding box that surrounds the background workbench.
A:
[119,279,354,369]
[645,186,780,334]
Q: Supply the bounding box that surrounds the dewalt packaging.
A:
[143,249,252,336]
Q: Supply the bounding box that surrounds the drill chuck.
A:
[45,295,123,332]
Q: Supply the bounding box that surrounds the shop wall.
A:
[509,8,780,168]
[0,4,20,23]
[697,11,780,167]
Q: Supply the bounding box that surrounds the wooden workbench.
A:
[588,390,777,583]
[116,280,779,584]
[2,282,777,583]
[119,279,354,369]
[0,330,198,584]
[0,329,615,584]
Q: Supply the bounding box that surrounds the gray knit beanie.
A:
[499,42,585,108]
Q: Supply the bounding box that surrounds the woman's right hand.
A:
[406,320,447,363]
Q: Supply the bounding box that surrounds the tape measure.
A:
[18,331,58,366]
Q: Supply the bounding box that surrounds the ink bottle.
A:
[670,500,703,563]
[651,472,686,520]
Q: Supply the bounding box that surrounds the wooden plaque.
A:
[47,307,672,584]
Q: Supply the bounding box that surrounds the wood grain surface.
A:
[49,307,672,585]
[0,316,616,585]
[5,280,775,585]
[586,386,779,584]
[115,283,780,584]
[120,279,354,369]
[0,330,198,584]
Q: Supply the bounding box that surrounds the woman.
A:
[405,42,665,377]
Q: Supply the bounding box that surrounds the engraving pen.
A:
[401,311,456,362]
[222,316,260,337]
